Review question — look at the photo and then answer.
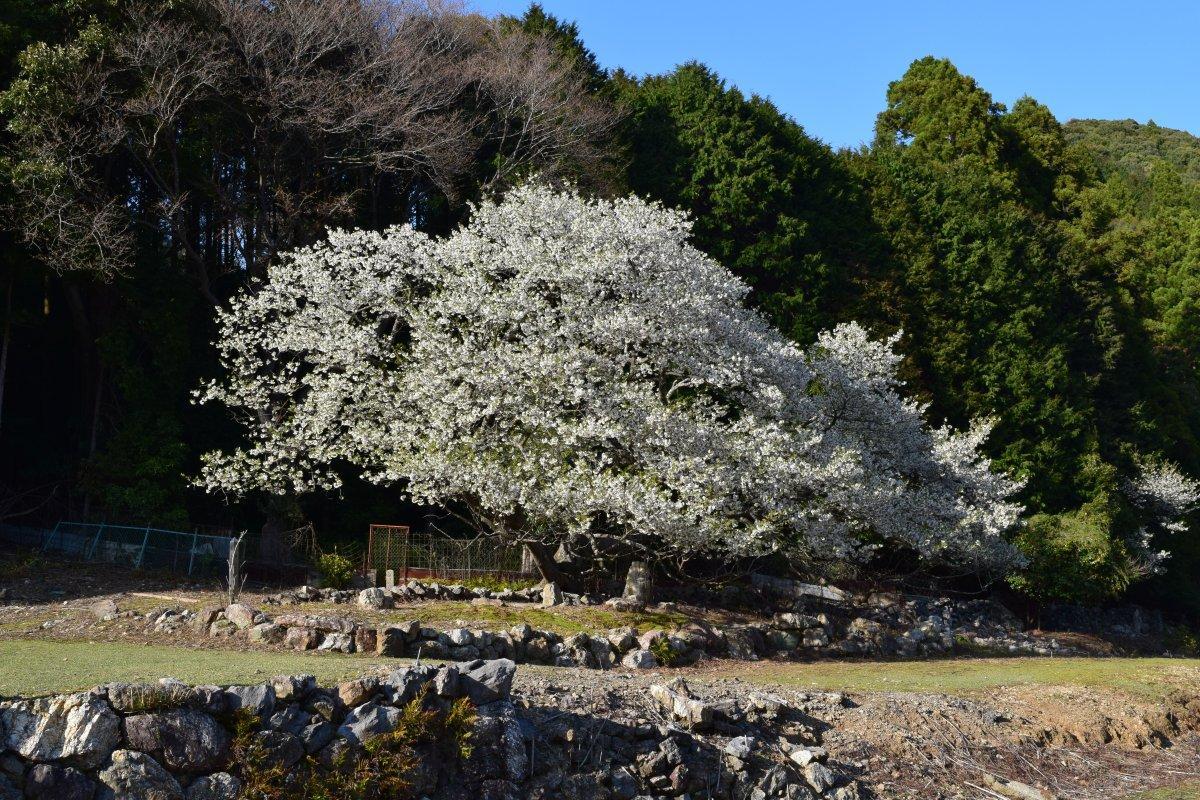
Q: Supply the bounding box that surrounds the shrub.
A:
[230,689,476,800]
[648,635,678,667]
[317,552,355,590]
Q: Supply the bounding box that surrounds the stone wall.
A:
[0,660,865,800]
[216,581,1079,669]
[0,660,515,800]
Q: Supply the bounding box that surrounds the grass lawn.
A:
[0,639,398,696]
[703,656,1200,700]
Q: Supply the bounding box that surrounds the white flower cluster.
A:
[1126,461,1200,572]
[197,184,1025,571]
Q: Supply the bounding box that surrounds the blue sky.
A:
[470,0,1200,149]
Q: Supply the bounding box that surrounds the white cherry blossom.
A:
[197,184,1025,572]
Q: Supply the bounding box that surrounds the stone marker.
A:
[623,561,652,605]
[384,569,395,589]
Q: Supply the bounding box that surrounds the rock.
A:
[637,629,667,650]
[23,764,95,800]
[541,582,563,607]
[337,701,400,745]
[773,612,822,630]
[607,627,639,654]
[103,681,192,713]
[270,675,315,703]
[788,746,826,767]
[648,681,713,730]
[0,775,15,800]
[354,626,378,654]
[192,607,220,634]
[269,704,308,736]
[90,598,119,621]
[356,588,392,609]
[207,619,237,638]
[317,633,354,653]
[222,603,256,630]
[803,762,836,794]
[376,627,406,657]
[97,750,182,800]
[3,692,120,769]
[724,735,755,759]
[222,684,275,719]
[609,766,638,800]
[284,626,321,650]
[248,622,286,644]
[621,649,658,669]
[443,628,474,647]
[251,730,304,769]
[337,677,379,708]
[802,629,830,648]
[124,708,230,772]
[622,560,653,604]
[459,659,516,705]
[184,772,241,800]
[434,665,461,697]
[298,721,335,754]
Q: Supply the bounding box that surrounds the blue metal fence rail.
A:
[25,521,236,577]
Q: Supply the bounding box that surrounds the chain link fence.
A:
[366,524,536,583]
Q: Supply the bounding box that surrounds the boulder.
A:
[184,772,241,800]
[298,721,335,754]
[248,622,286,644]
[207,619,237,638]
[222,603,256,630]
[2,692,120,769]
[191,607,220,635]
[354,626,378,654]
[337,702,400,745]
[102,681,192,714]
[222,684,275,720]
[124,708,230,772]
[284,626,321,650]
[444,628,474,647]
[648,680,713,730]
[90,598,119,621]
[459,659,516,705]
[356,588,392,609]
[540,582,563,607]
[97,750,182,800]
[336,677,379,708]
[637,629,667,650]
[376,626,406,657]
[606,627,639,654]
[621,649,657,669]
[270,675,316,703]
[23,764,95,800]
[803,762,836,794]
[251,730,304,769]
[316,633,354,653]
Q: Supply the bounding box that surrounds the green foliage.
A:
[453,575,540,593]
[229,689,477,800]
[648,635,679,667]
[1164,625,1200,657]
[1065,118,1200,188]
[616,62,880,343]
[318,552,355,590]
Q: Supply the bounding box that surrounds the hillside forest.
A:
[2,1,1199,615]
